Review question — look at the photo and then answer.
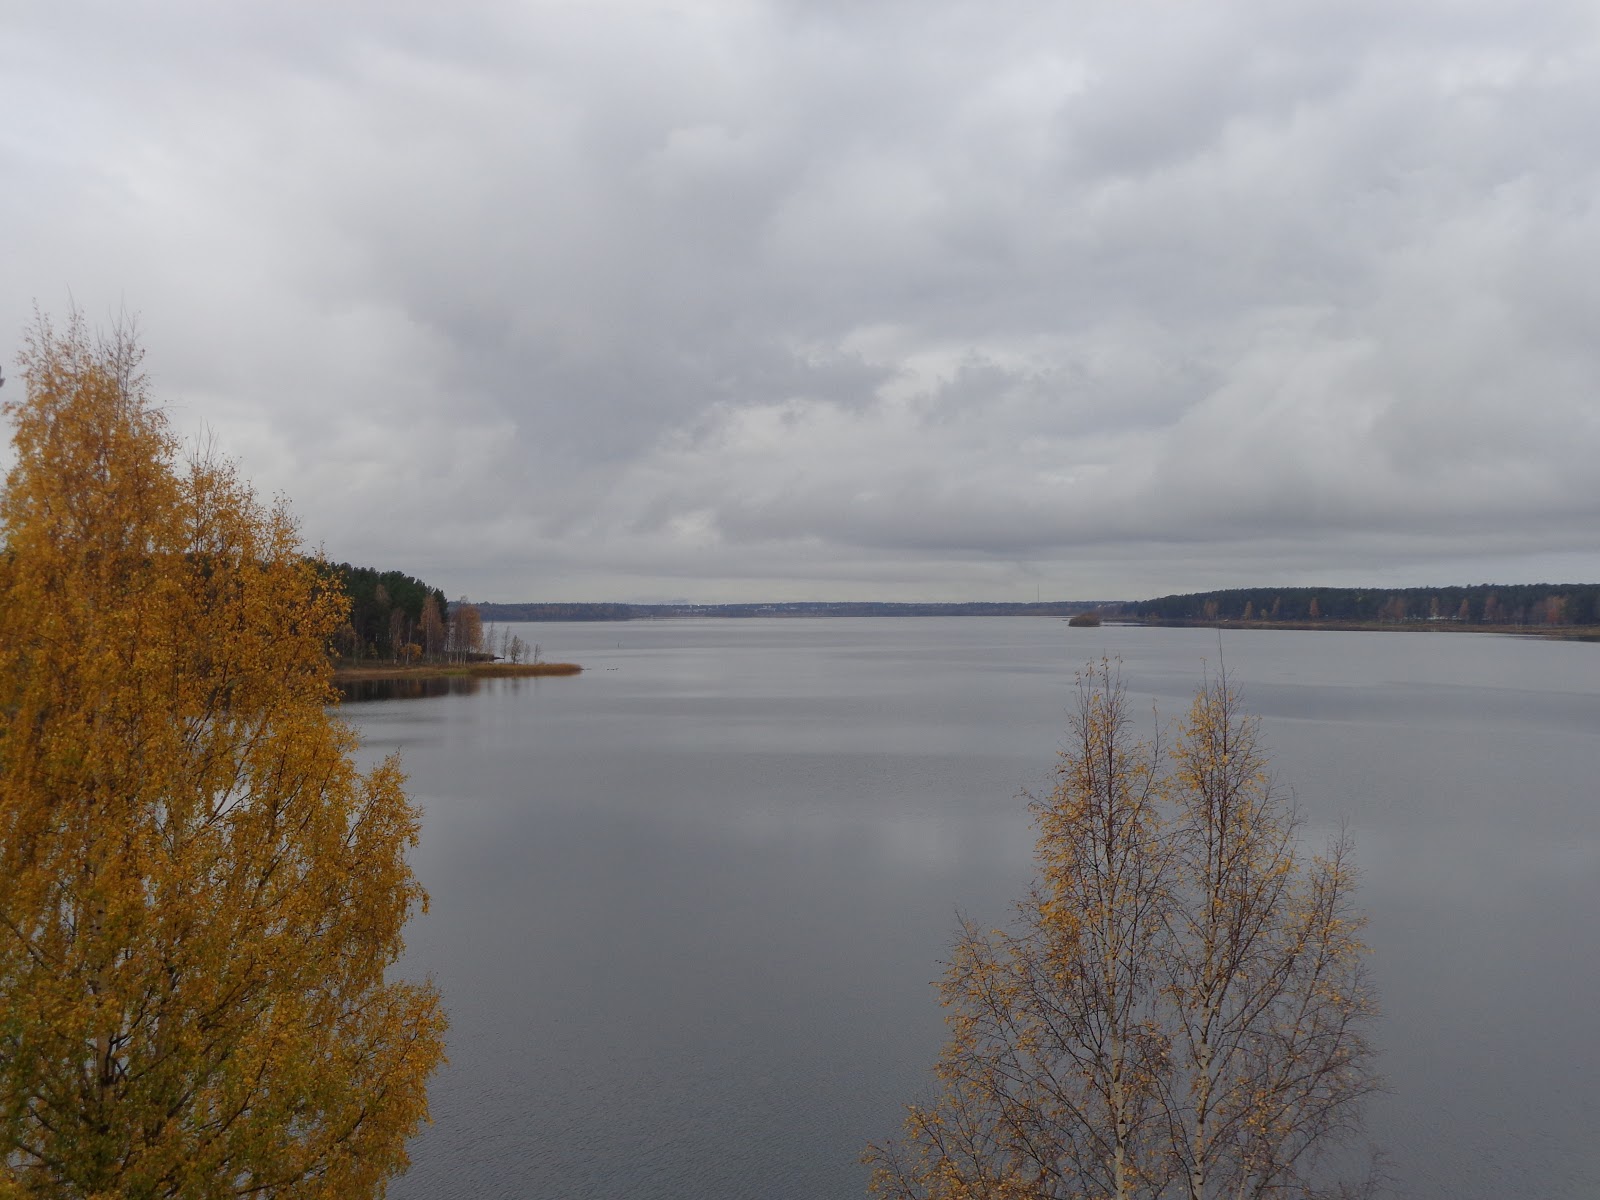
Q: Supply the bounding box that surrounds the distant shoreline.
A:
[469,591,1600,641]
[471,601,1111,621]
[446,608,1600,644]
[332,661,582,683]
[1132,619,1600,641]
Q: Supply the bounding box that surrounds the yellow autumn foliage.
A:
[0,313,445,1197]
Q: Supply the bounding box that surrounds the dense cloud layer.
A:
[6,1,1599,600]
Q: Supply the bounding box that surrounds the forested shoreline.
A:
[467,586,1600,632]
[472,600,1111,620]
[327,565,551,670]
[1128,583,1600,627]
[325,563,451,660]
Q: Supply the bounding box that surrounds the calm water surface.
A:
[346,620,1600,1199]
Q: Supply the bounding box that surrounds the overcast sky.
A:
[6,1,1600,602]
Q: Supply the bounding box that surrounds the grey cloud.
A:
[6,0,1600,599]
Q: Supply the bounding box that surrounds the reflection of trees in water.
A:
[335,676,538,702]
[338,677,478,702]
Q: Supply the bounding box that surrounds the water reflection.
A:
[341,620,1600,1200]
[335,675,561,703]
[336,676,485,702]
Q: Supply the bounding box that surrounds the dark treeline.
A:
[1130,584,1600,626]
[476,602,636,622]
[475,600,1115,621]
[468,589,1600,628]
[325,563,451,659]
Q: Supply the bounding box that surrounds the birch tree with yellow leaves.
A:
[867,660,1376,1200]
[0,313,445,1198]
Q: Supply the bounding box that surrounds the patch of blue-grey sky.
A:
[5,0,1599,600]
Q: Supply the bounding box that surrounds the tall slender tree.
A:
[1160,677,1374,1199]
[419,594,446,659]
[447,599,483,663]
[0,313,446,1197]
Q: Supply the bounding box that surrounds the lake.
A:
[345,619,1600,1200]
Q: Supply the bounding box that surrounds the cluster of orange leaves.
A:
[0,314,445,1198]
